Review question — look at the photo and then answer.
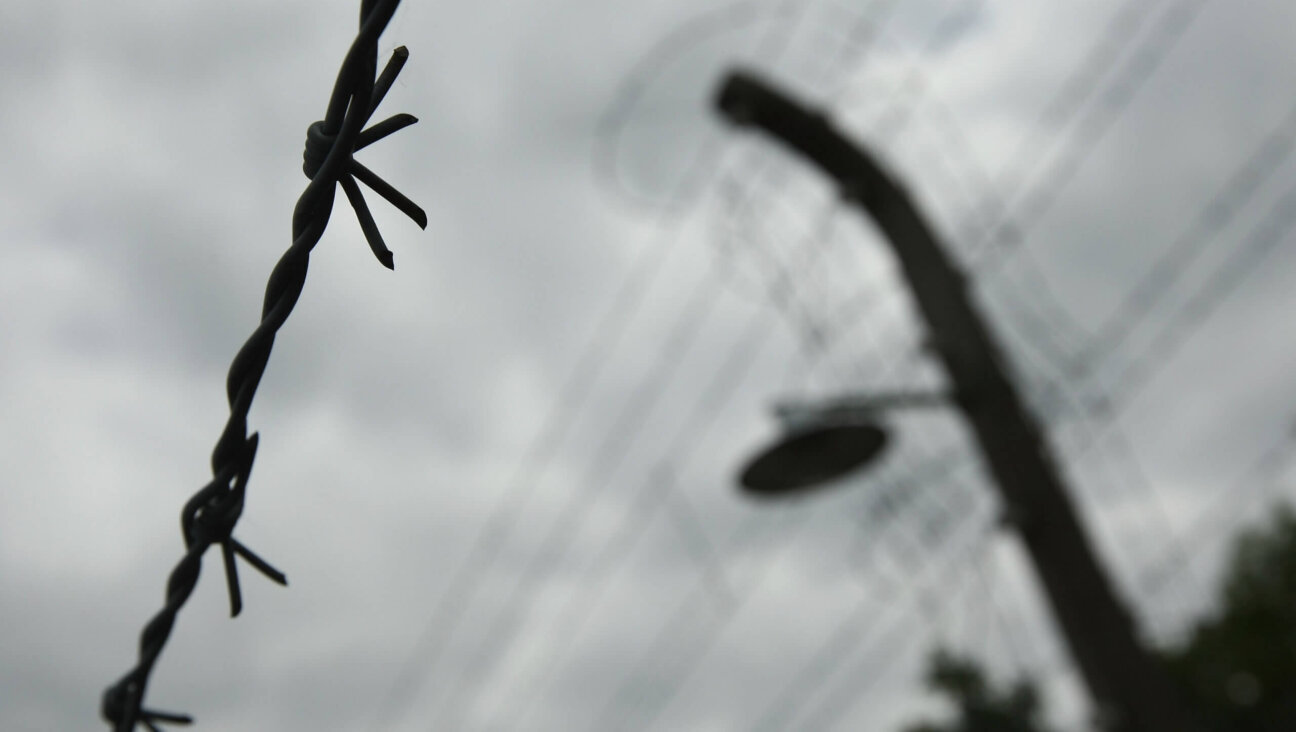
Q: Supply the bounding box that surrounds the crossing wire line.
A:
[720,0,1238,588]
[692,0,1100,414]
[586,447,981,732]
[969,0,1212,267]
[962,0,1210,380]
[658,0,1223,720]
[495,127,940,726]
[385,3,832,726]
[935,0,1213,379]
[578,199,975,724]
[558,3,1079,725]
[1100,182,1296,409]
[545,33,952,729]
[720,1,1285,725]
[593,0,764,213]
[1069,99,1296,388]
[391,7,831,717]
[1137,420,1296,612]
[436,222,777,730]
[815,0,1152,371]
[375,16,766,712]
[492,8,979,725]
[409,1,1259,725]
[745,0,1191,419]
[374,139,725,728]
[482,214,816,728]
[753,506,997,732]
[720,0,1202,694]
[1008,100,1296,609]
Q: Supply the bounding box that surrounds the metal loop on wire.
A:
[301,44,426,271]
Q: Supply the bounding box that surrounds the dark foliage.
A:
[904,505,1296,731]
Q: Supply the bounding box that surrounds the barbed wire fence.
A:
[99,1,424,729]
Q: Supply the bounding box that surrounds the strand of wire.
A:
[466,220,796,728]
[805,0,1225,441]
[850,0,1210,378]
[751,0,1187,689]
[752,508,996,731]
[1058,408,1202,628]
[1099,185,1296,409]
[378,2,846,720]
[591,0,765,213]
[978,537,1082,715]
[371,145,739,727]
[511,107,930,726]
[966,0,1167,247]
[947,0,1213,399]
[391,4,831,725]
[710,2,1244,725]
[684,10,1171,720]
[598,451,980,732]
[578,15,1041,720]
[1035,177,1296,464]
[972,534,1038,683]
[370,21,789,718]
[794,526,998,731]
[526,315,780,732]
[707,1,957,397]
[570,358,961,729]
[575,145,977,729]
[1030,115,1296,439]
[1007,102,1296,611]
[1067,99,1296,390]
[968,0,1211,268]
[399,83,831,732]
[427,0,1202,720]
[817,0,1089,370]
[788,3,1091,418]
[827,0,1296,610]
[486,163,892,729]
[100,1,423,728]
[428,194,761,730]
[1136,420,1296,610]
[488,141,907,726]
[578,277,912,725]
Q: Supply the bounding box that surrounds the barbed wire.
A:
[99,1,423,729]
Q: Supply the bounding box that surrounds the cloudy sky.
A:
[3,0,1296,729]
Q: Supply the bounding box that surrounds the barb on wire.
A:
[101,1,422,729]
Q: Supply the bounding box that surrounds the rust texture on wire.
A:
[101,1,424,729]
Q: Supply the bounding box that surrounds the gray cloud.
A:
[3,1,1295,730]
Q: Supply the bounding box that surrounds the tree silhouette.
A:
[902,649,1054,732]
[902,504,1296,731]
[1162,506,1296,731]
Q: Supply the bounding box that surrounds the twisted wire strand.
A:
[101,1,423,729]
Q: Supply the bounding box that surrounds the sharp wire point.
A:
[370,44,410,113]
[221,540,243,617]
[231,539,288,585]
[352,160,427,228]
[339,173,395,268]
[356,113,418,151]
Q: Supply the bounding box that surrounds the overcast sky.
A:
[4,0,1296,730]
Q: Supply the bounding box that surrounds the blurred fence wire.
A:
[99,1,424,729]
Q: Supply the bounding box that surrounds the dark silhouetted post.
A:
[715,68,1201,732]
